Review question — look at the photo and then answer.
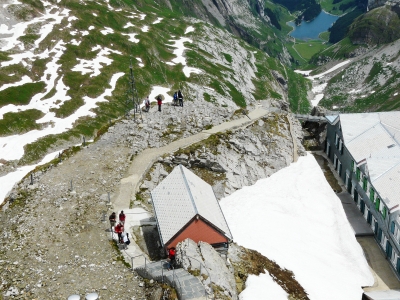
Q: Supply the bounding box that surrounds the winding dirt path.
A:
[112,107,272,212]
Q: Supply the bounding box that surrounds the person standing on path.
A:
[145,96,150,112]
[178,90,183,107]
[109,212,116,229]
[157,95,162,112]
[119,210,126,225]
[114,222,124,244]
[173,91,178,106]
[167,247,176,270]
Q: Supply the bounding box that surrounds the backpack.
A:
[173,93,177,100]
[125,233,131,245]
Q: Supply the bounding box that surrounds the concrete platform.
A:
[336,191,374,237]
[359,237,400,292]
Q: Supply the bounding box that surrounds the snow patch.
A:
[294,70,312,76]
[141,25,149,32]
[166,37,201,77]
[311,82,327,106]
[0,3,70,52]
[122,33,139,43]
[123,22,135,28]
[72,47,122,77]
[310,60,351,80]
[152,17,163,24]
[185,26,195,34]
[0,150,62,205]
[139,86,173,108]
[100,27,114,35]
[239,272,288,300]
[220,154,374,300]
[0,72,124,161]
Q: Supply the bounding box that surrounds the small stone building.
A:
[150,164,233,250]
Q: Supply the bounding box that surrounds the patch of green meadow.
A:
[294,40,329,61]
[0,109,44,136]
[0,82,45,108]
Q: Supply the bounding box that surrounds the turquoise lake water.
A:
[288,11,339,40]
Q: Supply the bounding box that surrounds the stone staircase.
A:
[135,261,210,300]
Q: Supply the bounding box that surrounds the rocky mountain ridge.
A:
[317,38,400,112]
[368,0,400,9]
[0,95,305,299]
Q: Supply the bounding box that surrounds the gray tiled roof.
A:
[151,165,232,246]
[338,112,400,209]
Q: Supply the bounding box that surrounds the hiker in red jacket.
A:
[167,247,176,270]
[114,222,124,244]
[119,210,126,225]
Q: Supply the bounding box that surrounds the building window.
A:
[339,140,344,155]
[370,188,375,202]
[356,167,361,181]
[335,134,339,148]
[351,160,355,173]
[397,257,400,274]
[363,177,368,191]
[392,252,397,266]
[383,206,387,219]
[326,141,330,157]
[334,155,338,168]
[375,197,380,211]
[391,221,396,234]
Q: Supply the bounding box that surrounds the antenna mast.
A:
[128,58,142,122]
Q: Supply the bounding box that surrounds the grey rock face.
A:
[149,113,305,199]
[176,239,238,299]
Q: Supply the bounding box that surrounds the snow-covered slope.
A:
[220,153,374,300]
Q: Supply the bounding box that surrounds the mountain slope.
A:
[0,0,310,168]
[317,39,400,112]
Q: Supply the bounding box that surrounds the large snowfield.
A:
[220,153,374,300]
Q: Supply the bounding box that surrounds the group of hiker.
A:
[109,210,177,270]
[144,90,184,112]
[109,211,130,247]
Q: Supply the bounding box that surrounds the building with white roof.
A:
[325,111,400,277]
[150,164,233,250]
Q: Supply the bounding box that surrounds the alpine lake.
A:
[288,11,339,40]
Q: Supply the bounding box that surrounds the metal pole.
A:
[83,136,86,147]
[161,261,164,283]
[70,180,73,191]
[30,173,33,185]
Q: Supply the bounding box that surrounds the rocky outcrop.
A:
[141,112,305,200]
[368,0,400,10]
[176,239,238,299]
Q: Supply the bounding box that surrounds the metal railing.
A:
[107,224,213,299]
[128,254,183,299]
[158,259,183,298]
[180,255,214,299]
